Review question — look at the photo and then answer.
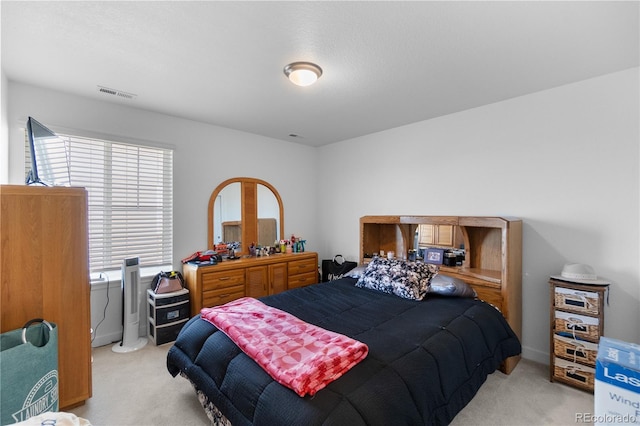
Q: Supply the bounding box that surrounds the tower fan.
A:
[113,257,147,353]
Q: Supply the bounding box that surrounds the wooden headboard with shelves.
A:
[360,215,522,373]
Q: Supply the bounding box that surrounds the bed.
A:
[166,272,521,425]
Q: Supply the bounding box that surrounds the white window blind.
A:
[26,132,173,273]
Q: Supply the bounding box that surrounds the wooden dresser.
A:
[549,279,608,392]
[183,252,318,316]
[0,185,92,409]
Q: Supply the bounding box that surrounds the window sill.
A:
[90,265,172,286]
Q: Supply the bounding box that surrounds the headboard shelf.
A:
[360,215,522,373]
[439,266,502,286]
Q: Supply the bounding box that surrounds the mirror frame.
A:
[208,177,284,254]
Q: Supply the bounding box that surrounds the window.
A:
[26,132,173,273]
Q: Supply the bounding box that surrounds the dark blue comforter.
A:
[167,277,521,425]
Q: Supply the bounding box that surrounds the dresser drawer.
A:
[202,269,245,291]
[203,285,245,308]
[554,286,600,315]
[288,271,317,289]
[553,357,595,390]
[554,310,599,340]
[288,258,317,276]
[553,334,598,366]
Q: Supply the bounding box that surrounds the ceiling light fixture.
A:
[283,62,322,87]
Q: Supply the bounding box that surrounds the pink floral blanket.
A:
[200,297,369,397]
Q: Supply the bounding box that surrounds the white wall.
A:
[5,82,320,268]
[6,82,319,345]
[89,273,155,347]
[6,69,639,361]
[1,69,8,183]
[317,68,640,363]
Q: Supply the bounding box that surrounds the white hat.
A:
[551,263,610,285]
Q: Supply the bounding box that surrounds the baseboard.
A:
[91,331,122,348]
[522,345,549,365]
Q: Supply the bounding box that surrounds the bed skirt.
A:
[181,372,232,426]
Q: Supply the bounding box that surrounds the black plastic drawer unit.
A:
[147,288,190,345]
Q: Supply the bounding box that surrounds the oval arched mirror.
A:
[208,177,284,254]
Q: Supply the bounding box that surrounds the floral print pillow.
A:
[355,257,438,301]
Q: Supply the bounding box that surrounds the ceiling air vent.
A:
[98,86,137,100]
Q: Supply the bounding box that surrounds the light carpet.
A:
[70,342,594,425]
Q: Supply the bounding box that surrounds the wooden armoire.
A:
[0,185,92,409]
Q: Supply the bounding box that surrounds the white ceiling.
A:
[2,1,638,147]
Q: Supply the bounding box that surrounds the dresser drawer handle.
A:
[218,277,231,281]
[219,293,230,299]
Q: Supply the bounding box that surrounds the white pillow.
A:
[345,265,367,279]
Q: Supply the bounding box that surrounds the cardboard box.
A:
[595,337,640,425]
